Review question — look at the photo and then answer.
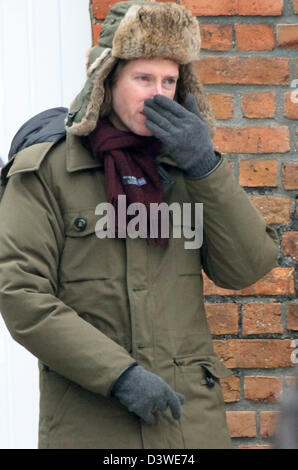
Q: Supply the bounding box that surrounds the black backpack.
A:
[0,107,68,197]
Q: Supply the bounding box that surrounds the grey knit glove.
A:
[143,94,218,178]
[111,365,185,425]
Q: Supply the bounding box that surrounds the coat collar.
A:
[66,133,100,172]
[66,133,179,173]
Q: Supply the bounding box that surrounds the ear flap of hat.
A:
[66,48,117,136]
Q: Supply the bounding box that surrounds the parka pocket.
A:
[173,354,232,449]
[173,354,232,378]
[60,209,125,282]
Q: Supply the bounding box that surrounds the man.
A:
[0,1,278,449]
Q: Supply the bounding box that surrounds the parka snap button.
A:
[74,217,87,232]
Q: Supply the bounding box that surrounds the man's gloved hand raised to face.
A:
[143,93,219,179]
[111,365,185,425]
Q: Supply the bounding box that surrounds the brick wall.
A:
[90,0,298,449]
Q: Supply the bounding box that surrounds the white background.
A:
[0,0,91,448]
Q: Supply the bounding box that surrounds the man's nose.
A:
[150,81,165,97]
[155,81,164,95]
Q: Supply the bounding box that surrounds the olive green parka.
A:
[0,132,278,448]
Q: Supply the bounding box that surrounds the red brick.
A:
[278,24,298,48]
[197,57,290,85]
[221,375,241,402]
[236,24,275,51]
[200,24,233,51]
[204,268,295,297]
[207,93,234,120]
[287,303,298,330]
[282,162,298,190]
[92,24,102,46]
[295,0,298,14]
[284,91,298,119]
[92,0,119,19]
[183,0,283,16]
[260,411,280,438]
[244,376,282,402]
[180,0,238,16]
[239,160,278,187]
[205,303,238,334]
[254,268,296,297]
[214,339,294,369]
[226,411,257,437]
[213,126,290,154]
[238,0,283,16]
[249,196,291,224]
[242,303,282,334]
[241,91,276,119]
[282,231,298,260]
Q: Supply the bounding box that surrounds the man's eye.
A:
[137,76,149,81]
[165,78,176,85]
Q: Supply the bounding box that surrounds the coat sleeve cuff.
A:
[108,362,138,397]
[184,151,224,181]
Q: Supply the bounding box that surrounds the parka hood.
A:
[65,0,216,138]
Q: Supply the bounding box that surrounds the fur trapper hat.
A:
[66,0,216,137]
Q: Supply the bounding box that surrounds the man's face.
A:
[109,58,179,136]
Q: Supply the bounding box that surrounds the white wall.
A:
[0,0,91,448]
[0,0,91,162]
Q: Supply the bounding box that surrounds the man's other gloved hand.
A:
[111,365,185,425]
[143,94,219,178]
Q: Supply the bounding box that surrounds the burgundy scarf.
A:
[89,118,168,247]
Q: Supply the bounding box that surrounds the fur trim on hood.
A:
[66,1,216,138]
